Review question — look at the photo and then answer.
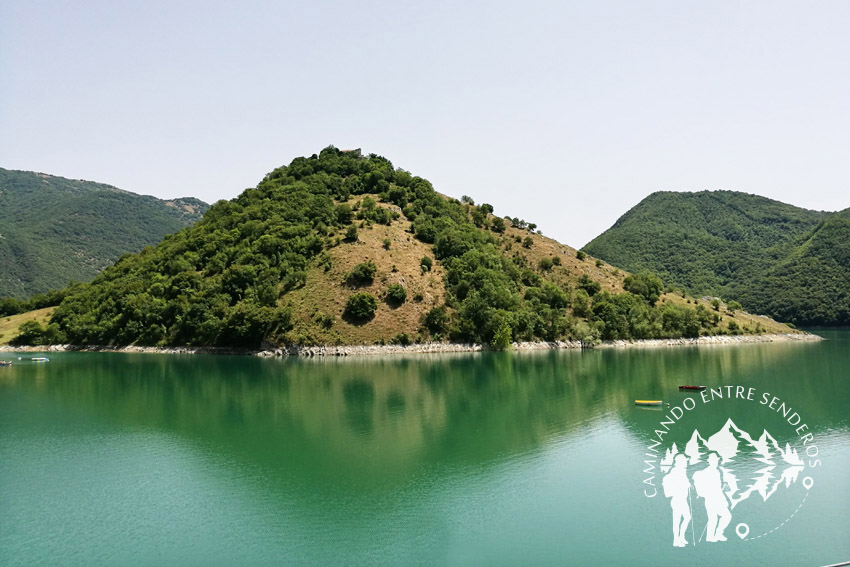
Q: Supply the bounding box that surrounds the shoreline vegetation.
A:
[0,332,822,358]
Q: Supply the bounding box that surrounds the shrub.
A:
[11,321,66,346]
[344,292,378,322]
[335,204,354,225]
[413,292,424,302]
[727,300,742,312]
[423,306,449,335]
[390,332,411,346]
[490,320,512,350]
[344,225,358,242]
[538,257,554,271]
[572,289,591,318]
[420,256,433,272]
[314,312,335,329]
[316,252,333,272]
[490,217,506,233]
[552,256,561,266]
[522,236,533,248]
[576,250,586,260]
[386,283,407,306]
[344,262,377,287]
[577,274,601,297]
[623,271,664,306]
[382,238,391,250]
[595,259,604,267]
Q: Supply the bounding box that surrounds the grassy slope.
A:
[285,201,449,345]
[0,307,55,345]
[282,197,793,345]
[0,168,208,298]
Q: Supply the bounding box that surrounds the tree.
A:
[491,320,512,350]
[578,274,601,296]
[345,225,358,242]
[344,292,378,322]
[335,203,353,225]
[385,283,407,306]
[623,271,664,306]
[470,208,486,227]
[572,288,591,317]
[423,306,448,336]
[490,217,506,233]
[11,321,66,345]
[344,262,377,287]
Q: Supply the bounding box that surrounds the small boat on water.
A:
[678,385,706,391]
[31,357,49,362]
[0,361,12,367]
[635,400,663,407]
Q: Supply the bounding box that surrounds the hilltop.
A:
[0,168,208,298]
[584,191,849,326]
[12,149,797,349]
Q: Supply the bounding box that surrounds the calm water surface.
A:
[1,331,848,566]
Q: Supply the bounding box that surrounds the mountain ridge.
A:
[584,190,849,326]
[0,167,208,298]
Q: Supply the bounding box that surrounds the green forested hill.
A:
[0,168,208,298]
[16,148,795,349]
[584,191,849,326]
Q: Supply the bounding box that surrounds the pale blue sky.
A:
[2,1,848,246]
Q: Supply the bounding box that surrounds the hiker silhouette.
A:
[662,453,691,547]
[693,452,732,542]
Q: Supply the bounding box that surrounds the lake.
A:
[1,331,848,566]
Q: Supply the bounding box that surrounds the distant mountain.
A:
[0,168,208,298]
[584,191,850,326]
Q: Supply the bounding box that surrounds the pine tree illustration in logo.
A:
[659,419,808,546]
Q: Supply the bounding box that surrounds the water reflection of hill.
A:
[3,336,844,493]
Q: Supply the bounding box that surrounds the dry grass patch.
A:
[0,307,55,345]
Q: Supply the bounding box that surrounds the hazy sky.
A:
[2,1,848,246]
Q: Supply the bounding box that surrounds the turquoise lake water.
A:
[1,330,848,565]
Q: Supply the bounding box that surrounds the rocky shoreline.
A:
[0,332,822,357]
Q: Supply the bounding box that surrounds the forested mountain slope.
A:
[0,168,207,298]
[584,191,848,326]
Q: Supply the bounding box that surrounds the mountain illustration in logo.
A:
[659,419,805,510]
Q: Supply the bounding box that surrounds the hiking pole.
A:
[686,485,692,545]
